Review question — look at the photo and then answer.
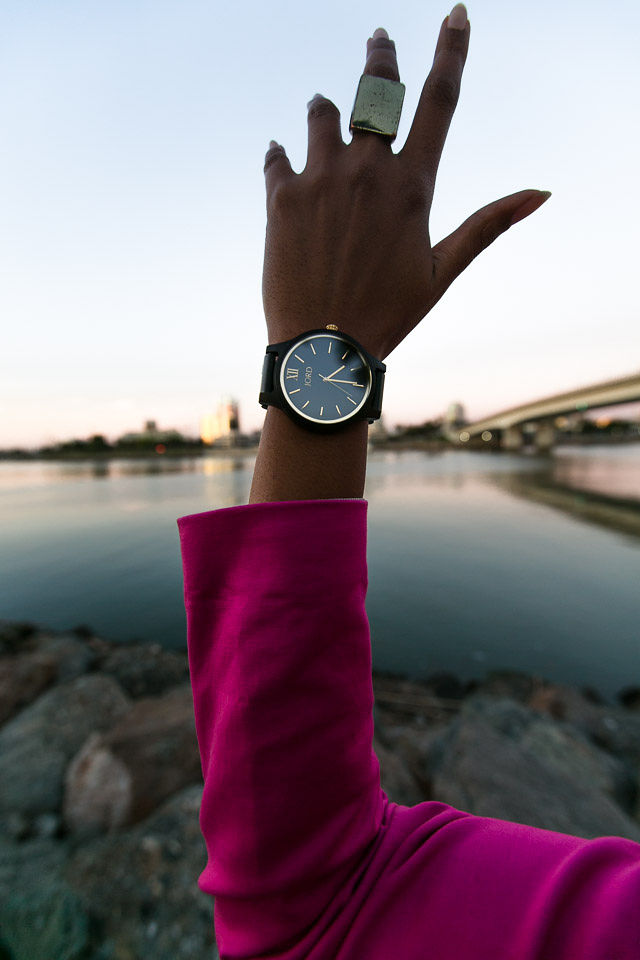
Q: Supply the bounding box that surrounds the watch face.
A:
[279,334,372,425]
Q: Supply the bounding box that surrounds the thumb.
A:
[430,189,552,302]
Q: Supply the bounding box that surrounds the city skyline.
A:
[2,0,639,447]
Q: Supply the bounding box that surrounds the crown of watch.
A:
[325,324,339,330]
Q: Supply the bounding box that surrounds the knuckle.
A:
[263,146,285,174]
[268,179,296,215]
[307,97,340,122]
[425,71,460,111]
[305,170,334,196]
[348,160,382,195]
[400,173,429,215]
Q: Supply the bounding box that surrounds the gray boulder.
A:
[0,836,89,960]
[65,784,219,960]
[0,675,130,830]
[63,683,202,836]
[423,695,640,841]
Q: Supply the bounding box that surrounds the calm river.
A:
[1,445,639,702]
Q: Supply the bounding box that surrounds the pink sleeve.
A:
[177,498,384,956]
[178,498,640,960]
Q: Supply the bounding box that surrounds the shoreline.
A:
[1,435,640,461]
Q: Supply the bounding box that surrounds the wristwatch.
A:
[259,326,386,433]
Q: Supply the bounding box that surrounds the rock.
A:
[0,675,130,831]
[618,686,640,710]
[421,672,468,701]
[36,632,97,681]
[374,735,425,807]
[66,785,219,960]
[0,650,58,725]
[0,633,98,727]
[526,681,640,762]
[64,684,202,835]
[63,733,133,837]
[424,696,640,842]
[0,836,89,960]
[472,669,544,704]
[0,620,38,655]
[95,641,189,698]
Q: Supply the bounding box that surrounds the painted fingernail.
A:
[508,191,552,227]
[372,27,389,39]
[447,3,468,30]
[269,140,279,149]
[307,93,323,108]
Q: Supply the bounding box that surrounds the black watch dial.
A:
[279,334,372,425]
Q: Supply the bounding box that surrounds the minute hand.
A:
[321,379,363,386]
[318,374,353,399]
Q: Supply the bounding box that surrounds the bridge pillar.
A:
[534,421,556,450]
[501,426,524,450]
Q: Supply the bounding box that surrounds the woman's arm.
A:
[250,10,549,505]
[249,407,368,503]
[179,8,563,958]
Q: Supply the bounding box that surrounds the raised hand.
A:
[262,5,550,361]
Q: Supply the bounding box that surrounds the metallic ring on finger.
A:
[349,73,406,142]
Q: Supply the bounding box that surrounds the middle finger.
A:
[350,28,402,151]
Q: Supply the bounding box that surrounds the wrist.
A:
[248,405,369,504]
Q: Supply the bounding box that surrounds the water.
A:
[1,445,639,702]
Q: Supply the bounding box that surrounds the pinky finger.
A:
[264,140,293,196]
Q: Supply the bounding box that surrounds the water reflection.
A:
[0,453,257,490]
[489,469,640,543]
[1,445,638,702]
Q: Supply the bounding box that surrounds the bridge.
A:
[447,371,640,449]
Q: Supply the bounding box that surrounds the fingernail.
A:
[307,93,323,108]
[269,140,279,149]
[447,3,468,30]
[509,191,552,227]
[372,27,389,39]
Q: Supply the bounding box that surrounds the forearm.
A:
[248,405,369,503]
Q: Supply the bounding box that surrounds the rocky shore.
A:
[1,620,639,960]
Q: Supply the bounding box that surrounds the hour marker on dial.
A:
[302,400,310,409]
[310,343,316,355]
[294,354,304,363]
[335,404,341,415]
[290,388,301,394]
[320,406,324,415]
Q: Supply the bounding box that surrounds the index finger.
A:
[400,5,470,182]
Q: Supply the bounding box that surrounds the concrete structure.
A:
[447,372,640,450]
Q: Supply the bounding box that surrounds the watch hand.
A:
[317,375,354,399]
[319,379,362,386]
[325,365,346,380]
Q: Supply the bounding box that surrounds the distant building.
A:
[201,398,241,447]
[444,402,466,428]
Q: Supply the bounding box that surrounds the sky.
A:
[1,0,639,448]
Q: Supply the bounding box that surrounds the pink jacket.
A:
[177,498,640,959]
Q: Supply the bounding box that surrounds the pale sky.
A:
[1,0,639,448]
